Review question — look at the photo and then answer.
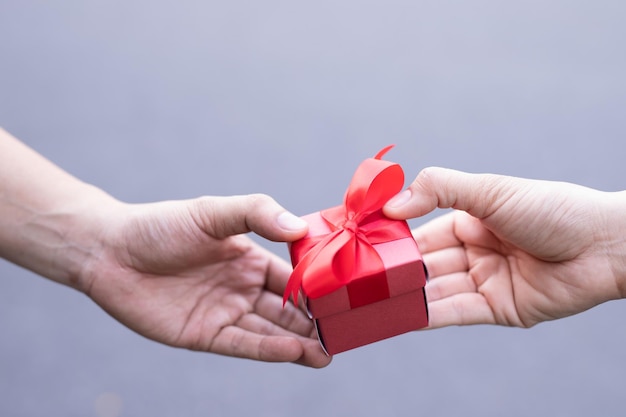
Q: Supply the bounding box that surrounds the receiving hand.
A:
[79,194,331,367]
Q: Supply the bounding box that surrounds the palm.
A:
[81,201,329,367]
[417,211,611,329]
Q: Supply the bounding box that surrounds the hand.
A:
[0,129,329,367]
[78,194,331,367]
[384,167,626,328]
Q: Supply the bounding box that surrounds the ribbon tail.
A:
[283,267,303,306]
[374,145,394,160]
[283,230,343,306]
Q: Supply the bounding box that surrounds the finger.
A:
[236,312,308,338]
[262,248,294,295]
[259,247,312,316]
[425,272,477,302]
[294,337,333,368]
[210,324,330,368]
[426,294,496,329]
[253,291,315,338]
[247,256,331,367]
[384,167,518,220]
[422,247,468,278]
[190,194,309,241]
[414,211,503,257]
[209,325,305,363]
[411,212,462,254]
[235,311,330,367]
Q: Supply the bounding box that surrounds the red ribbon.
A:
[284,145,410,306]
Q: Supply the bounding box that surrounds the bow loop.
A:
[343,157,405,218]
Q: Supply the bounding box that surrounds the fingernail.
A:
[277,212,308,231]
[386,189,412,208]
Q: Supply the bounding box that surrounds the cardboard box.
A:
[284,146,429,354]
[289,210,428,354]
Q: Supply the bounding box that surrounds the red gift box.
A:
[284,146,429,355]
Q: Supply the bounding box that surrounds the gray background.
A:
[1,1,625,416]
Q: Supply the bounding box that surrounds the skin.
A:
[384,167,626,329]
[5,124,623,364]
[0,128,331,368]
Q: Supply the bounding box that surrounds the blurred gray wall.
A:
[1,1,625,416]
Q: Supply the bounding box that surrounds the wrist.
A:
[0,180,122,292]
[57,184,125,292]
[603,190,626,299]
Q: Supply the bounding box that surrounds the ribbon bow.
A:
[283,145,409,306]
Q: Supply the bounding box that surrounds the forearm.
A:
[0,128,120,290]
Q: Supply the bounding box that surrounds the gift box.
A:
[283,146,428,355]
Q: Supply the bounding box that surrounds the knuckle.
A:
[412,167,451,210]
[191,196,218,222]
[412,167,444,195]
[413,167,435,188]
[246,193,275,209]
[192,196,218,217]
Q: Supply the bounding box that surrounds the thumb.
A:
[383,167,515,220]
[189,194,309,241]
